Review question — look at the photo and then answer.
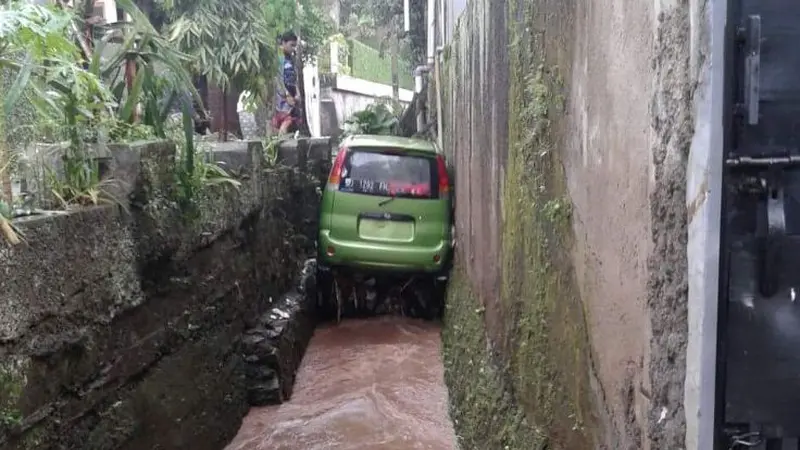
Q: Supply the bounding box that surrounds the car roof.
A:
[342,135,438,154]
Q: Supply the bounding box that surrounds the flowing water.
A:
[226,317,457,450]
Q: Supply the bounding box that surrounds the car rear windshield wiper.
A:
[378,196,396,207]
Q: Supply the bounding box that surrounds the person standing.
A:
[272,31,303,135]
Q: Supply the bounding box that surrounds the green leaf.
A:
[3,53,33,115]
[119,67,146,122]
[180,98,195,173]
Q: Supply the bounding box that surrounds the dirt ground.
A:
[563,0,655,448]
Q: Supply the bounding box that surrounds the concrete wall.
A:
[0,139,330,450]
[440,0,715,448]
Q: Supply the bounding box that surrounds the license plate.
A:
[358,218,414,242]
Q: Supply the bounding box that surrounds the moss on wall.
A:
[442,268,544,449]
[442,0,597,448]
[0,358,27,429]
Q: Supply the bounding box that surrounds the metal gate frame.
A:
[716,0,800,447]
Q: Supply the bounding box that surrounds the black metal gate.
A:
[718,0,800,448]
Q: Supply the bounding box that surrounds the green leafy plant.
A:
[98,0,200,138]
[261,135,282,166]
[0,1,80,204]
[342,103,399,137]
[162,106,241,210]
[2,0,203,213]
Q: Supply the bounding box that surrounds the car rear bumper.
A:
[318,230,450,274]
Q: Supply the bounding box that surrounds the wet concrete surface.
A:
[226,317,457,450]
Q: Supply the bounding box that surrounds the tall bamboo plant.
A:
[165,0,272,141]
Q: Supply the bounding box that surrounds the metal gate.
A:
[719,0,800,448]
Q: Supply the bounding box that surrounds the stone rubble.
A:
[240,259,318,406]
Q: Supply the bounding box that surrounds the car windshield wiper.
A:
[378,195,397,207]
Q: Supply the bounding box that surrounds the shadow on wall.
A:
[0,138,331,450]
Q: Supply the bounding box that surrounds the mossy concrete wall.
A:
[0,138,330,449]
[441,0,711,448]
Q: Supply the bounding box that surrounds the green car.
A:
[317,135,453,280]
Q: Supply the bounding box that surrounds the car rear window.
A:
[338,148,438,198]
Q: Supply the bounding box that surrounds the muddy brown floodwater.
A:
[226,317,457,450]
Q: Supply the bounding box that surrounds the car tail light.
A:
[433,254,441,263]
[436,155,450,195]
[326,246,336,256]
[327,147,348,189]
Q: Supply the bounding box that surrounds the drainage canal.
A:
[227,317,456,450]
[229,261,455,449]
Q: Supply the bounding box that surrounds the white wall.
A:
[326,74,413,125]
[684,0,724,448]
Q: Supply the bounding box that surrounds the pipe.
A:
[413,65,431,94]
[434,0,444,150]
[427,0,435,64]
[403,0,410,33]
[438,0,444,47]
[434,52,443,149]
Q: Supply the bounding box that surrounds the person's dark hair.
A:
[280,31,298,43]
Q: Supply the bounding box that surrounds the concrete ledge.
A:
[275,137,333,168]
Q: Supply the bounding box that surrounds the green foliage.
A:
[99,0,200,135]
[0,362,25,430]
[0,1,80,173]
[0,2,79,115]
[164,0,331,103]
[318,33,351,74]
[293,0,334,64]
[47,157,126,210]
[167,0,271,93]
[261,135,282,166]
[349,39,413,89]
[0,0,203,220]
[342,103,399,137]
[162,110,241,211]
[339,0,426,66]
[0,0,250,248]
